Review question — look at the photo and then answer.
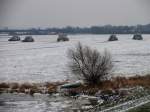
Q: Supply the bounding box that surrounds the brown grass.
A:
[0,81,63,94]
[10,83,19,89]
[0,75,150,94]
[0,83,9,88]
[68,75,150,94]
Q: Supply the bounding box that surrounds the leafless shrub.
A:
[108,34,118,41]
[57,33,69,42]
[132,34,143,40]
[68,42,113,85]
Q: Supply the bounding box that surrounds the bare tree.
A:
[68,42,113,85]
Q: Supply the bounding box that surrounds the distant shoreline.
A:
[1,24,150,35]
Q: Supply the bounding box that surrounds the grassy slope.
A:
[127,102,150,112]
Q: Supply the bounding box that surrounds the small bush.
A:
[132,34,143,40]
[108,34,118,41]
[68,42,113,85]
[57,34,69,42]
[8,35,20,41]
[22,36,34,42]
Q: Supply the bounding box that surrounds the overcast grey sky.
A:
[0,0,150,28]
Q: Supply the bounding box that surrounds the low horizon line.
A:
[1,23,150,30]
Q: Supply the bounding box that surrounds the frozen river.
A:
[0,34,150,82]
[0,93,76,112]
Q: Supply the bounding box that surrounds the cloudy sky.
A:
[0,0,150,28]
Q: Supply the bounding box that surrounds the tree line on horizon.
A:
[0,24,150,35]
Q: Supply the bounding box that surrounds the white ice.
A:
[0,34,150,82]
